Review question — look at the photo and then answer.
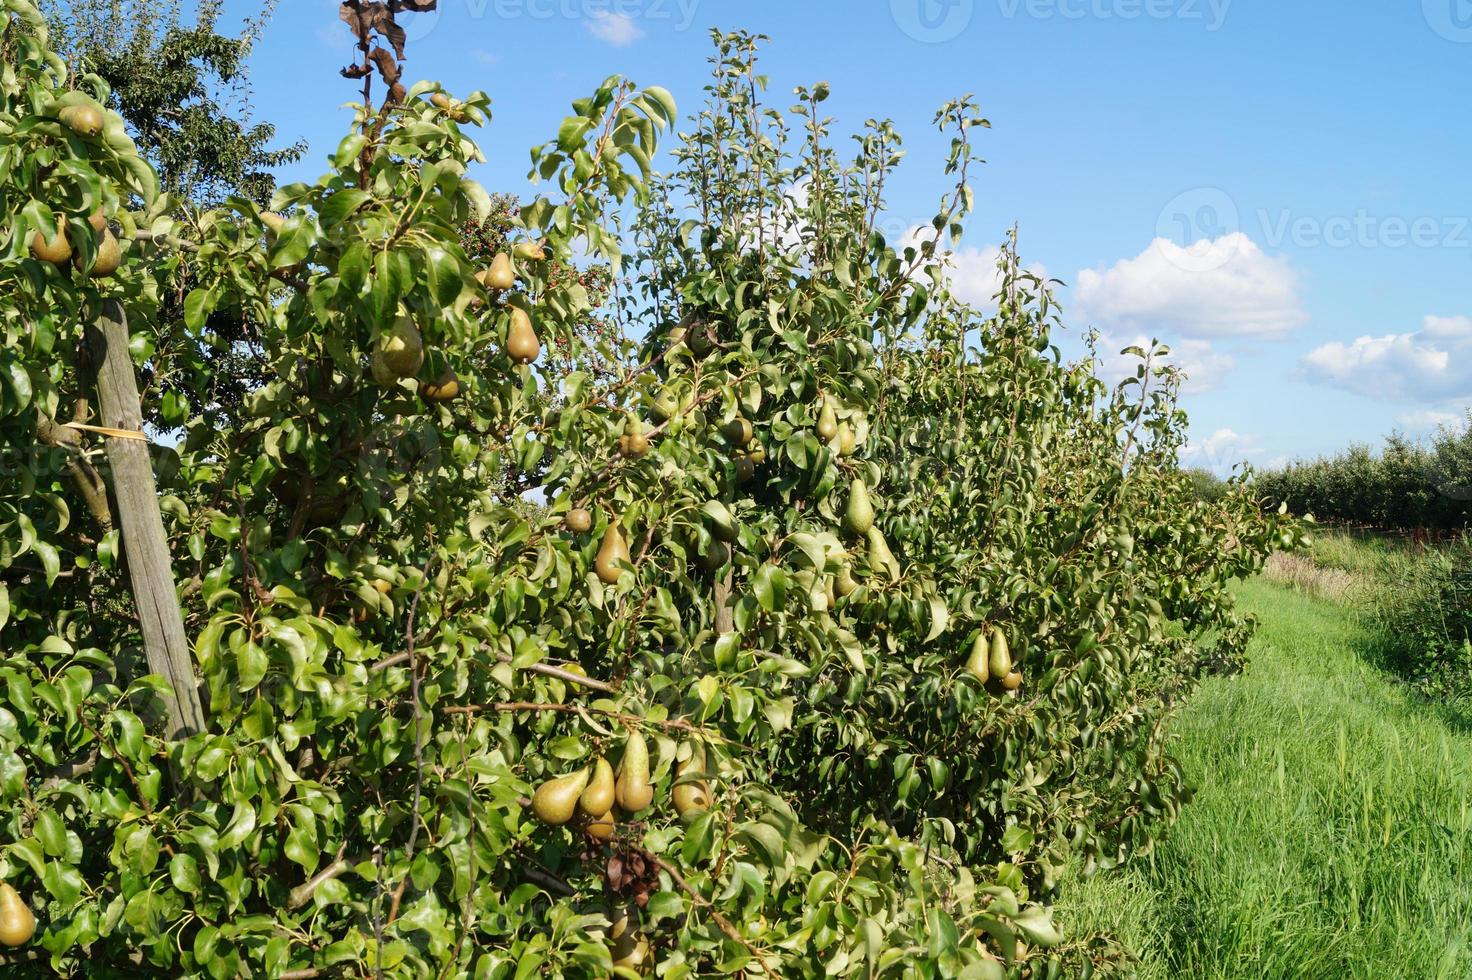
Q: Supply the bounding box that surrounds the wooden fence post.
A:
[86,298,206,739]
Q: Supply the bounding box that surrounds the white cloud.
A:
[1181,427,1264,474]
[1300,315,1472,403]
[1094,334,1236,394]
[1076,233,1306,339]
[585,11,644,46]
[1396,409,1467,433]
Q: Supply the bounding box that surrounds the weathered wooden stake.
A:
[86,298,206,739]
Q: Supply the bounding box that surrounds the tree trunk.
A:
[86,299,206,739]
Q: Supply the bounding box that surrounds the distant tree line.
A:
[1255,418,1472,531]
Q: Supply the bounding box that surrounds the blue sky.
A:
[226,0,1472,473]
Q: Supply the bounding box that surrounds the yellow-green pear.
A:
[580,756,616,817]
[834,561,859,598]
[843,477,875,536]
[615,730,654,813]
[965,631,990,683]
[672,743,711,822]
[59,103,104,138]
[816,398,838,440]
[988,627,1012,680]
[866,526,900,583]
[484,251,515,291]
[1002,670,1023,691]
[532,767,590,826]
[839,423,858,456]
[507,307,540,364]
[0,883,35,947]
[84,230,121,278]
[595,522,630,585]
[566,508,593,534]
[378,316,425,378]
[584,809,616,841]
[514,241,547,261]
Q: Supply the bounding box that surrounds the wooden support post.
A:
[86,298,206,739]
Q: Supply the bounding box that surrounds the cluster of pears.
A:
[473,245,543,364]
[617,415,650,456]
[723,416,765,481]
[29,208,121,279]
[816,393,864,457]
[531,732,713,836]
[965,626,1022,692]
[0,883,36,947]
[605,905,651,973]
[842,476,900,585]
[365,312,464,408]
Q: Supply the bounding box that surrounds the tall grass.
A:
[1060,577,1472,979]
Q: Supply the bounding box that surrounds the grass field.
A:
[1061,572,1472,979]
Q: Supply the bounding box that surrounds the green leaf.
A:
[170,852,202,894]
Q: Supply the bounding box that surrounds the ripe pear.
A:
[418,366,461,403]
[584,809,616,841]
[965,631,990,683]
[566,508,593,534]
[834,562,859,598]
[595,522,630,585]
[988,627,1012,679]
[379,316,426,378]
[844,477,875,536]
[87,209,108,234]
[609,907,648,969]
[507,307,540,364]
[29,226,71,265]
[829,420,851,456]
[513,241,547,261]
[615,730,654,813]
[612,933,650,971]
[839,423,858,457]
[866,526,900,583]
[430,92,453,109]
[672,744,711,823]
[817,399,839,441]
[483,252,515,291]
[59,103,104,138]
[78,229,121,278]
[1002,670,1023,691]
[580,757,616,817]
[0,883,36,947]
[722,418,753,445]
[532,767,590,826]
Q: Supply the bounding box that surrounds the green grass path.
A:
[1062,578,1472,979]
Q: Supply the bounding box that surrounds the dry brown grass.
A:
[1262,551,1362,603]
